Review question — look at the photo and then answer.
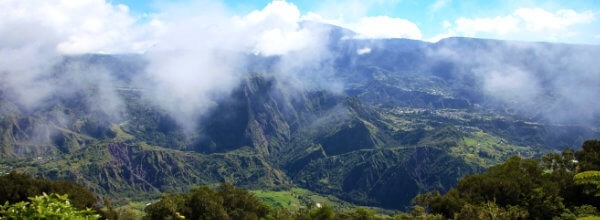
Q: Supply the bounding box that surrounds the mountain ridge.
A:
[1,32,599,209]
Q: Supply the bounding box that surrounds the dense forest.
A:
[2,140,599,219]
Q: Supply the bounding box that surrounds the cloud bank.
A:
[0,0,155,116]
[0,0,339,131]
[135,0,337,130]
[0,0,598,130]
[427,39,600,125]
[437,7,595,43]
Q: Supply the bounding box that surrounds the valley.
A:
[1,30,599,211]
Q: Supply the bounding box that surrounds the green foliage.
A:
[291,146,476,209]
[453,201,527,220]
[310,203,335,220]
[218,182,270,219]
[392,206,443,220]
[573,205,600,218]
[143,183,404,220]
[574,171,600,196]
[421,140,600,219]
[0,193,100,219]
[184,187,228,220]
[99,198,119,220]
[350,207,377,220]
[145,183,268,220]
[0,171,97,210]
[456,156,544,206]
[252,187,358,213]
[427,156,568,218]
[577,140,600,171]
[252,189,302,210]
[115,206,144,220]
[454,131,534,168]
[143,194,186,220]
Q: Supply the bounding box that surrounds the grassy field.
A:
[252,187,398,215]
[252,187,360,212]
[451,131,535,167]
[252,189,303,210]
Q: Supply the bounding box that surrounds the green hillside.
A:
[1,36,599,211]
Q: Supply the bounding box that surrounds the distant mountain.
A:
[1,24,599,209]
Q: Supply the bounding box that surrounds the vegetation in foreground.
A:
[0,193,100,219]
[1,140,599,219]
[416,139,600,219]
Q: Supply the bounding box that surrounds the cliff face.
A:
[0,92,114,158]
[39,142,289,199]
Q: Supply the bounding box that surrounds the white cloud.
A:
[304,14,422,39]
[454,15,520,36]
[443,7,595,42]
[138,0,337,129]
[242,1,300,27]
[0,0,155,54]
[426,32,455,43]
[350,16,422,39]
[481,67,541,103]
[236,1,321,56]
[300,0,422,40]
[514,8,594,31]
[0,0,155,113]
[356,47,372,55]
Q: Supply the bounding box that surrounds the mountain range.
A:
[1,24,599,209]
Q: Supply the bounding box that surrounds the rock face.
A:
[1,32,599,209]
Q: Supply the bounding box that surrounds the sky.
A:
[112,0,599,45]
[1,0,598,55]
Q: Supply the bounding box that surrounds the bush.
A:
[145,183,269,220]
[0,171,97,210]
[0,193,100,219]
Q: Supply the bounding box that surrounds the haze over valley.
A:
[1,0,599,215]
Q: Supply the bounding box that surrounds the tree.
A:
[574,171,600,196]
[145,183,271,220]
[350,207,376,220]
[454,201,527,220]
[217,182,269,219]
[428,189,465,218]
[0,193,99,219]
[0,171,97,210]
[100,198,119,220]
[424,140,600,219]
[413,190,441,212]
[576,140,600,171]
[426,156,569,218]
[310,203,335,220]
[144,194,186,220]
[185,187,228,220]
[267,207,294,220]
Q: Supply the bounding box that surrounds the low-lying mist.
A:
[425,38,600,125]
[1,0,598,137]
[0,1,340,132]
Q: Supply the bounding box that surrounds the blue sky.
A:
[110,0,600,44]
[2,0,597,55]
